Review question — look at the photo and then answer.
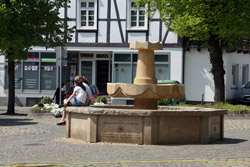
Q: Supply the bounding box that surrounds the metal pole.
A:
[59,47,62,105]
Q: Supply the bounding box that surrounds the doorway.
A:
[80,61,93,84]
[96,60,109,94]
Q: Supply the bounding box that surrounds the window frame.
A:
[112,52,170,84]
[242,64,249,86]
[4,51,57,93]
[232,64,239,88]
[40,53,57,92]
[127,0,148,30]
[77,0,97,30]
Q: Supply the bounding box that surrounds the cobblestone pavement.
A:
[1,107,250,167]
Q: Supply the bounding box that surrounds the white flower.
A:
[44,104,50,109]
[44,103,59,110]
[93,102,105,106]
[32,104,38,108]
[51,108,63,117]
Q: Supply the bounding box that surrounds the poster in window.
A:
[41,62,56,90]
[23,62,39,90]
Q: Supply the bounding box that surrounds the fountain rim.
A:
[66,105,227,117]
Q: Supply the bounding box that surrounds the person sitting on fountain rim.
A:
[75,75,92,106]
[56,79,89,125]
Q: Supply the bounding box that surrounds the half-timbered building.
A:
[0,0,249,105]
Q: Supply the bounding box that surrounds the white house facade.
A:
[0,0,248,106]
[185,48,250,103]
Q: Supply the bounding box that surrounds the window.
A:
[77,0,97,29]
[40,53,57,90]
[5,52,57,91]
[127,0,147,29]
[112,53,169,84]
[242,65,249,86]
[132,54,169,82]
[23,61,39,90]
[232,64,239,87]
[113,54,132,83]
[81,61,93,84]
[4,61,22,89]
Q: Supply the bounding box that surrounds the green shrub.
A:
[38,102,44,108]
[179,102,250,112]
[95,96,107,104]
[41,96,53,104]
[158,99,173,106]
[30,106,42,111]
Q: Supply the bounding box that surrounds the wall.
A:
[224,52,250,101]
[185,49,214,102]
[159,48,183,83]
[185,49,250,103]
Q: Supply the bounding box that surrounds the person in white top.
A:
[75,75,92,105]
[57,79,89,125]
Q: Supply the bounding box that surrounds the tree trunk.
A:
[7,59,15,114]
[208,35,225,103]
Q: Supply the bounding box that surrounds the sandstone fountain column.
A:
[130,41,163,109]
[107,41,184,110]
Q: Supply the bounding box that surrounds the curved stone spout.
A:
[107,83,184,99]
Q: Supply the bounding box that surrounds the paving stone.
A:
[1,108,250,167]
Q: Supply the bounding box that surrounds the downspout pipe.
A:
[181,37,186,84]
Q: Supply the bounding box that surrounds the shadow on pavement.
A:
[212,138,248,144]
[0,118,38,126]
[0,113,28,116]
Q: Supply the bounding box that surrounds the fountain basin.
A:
[65,106,226,145]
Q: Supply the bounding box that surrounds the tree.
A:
[0,0,73,114]
[135,0,250,103]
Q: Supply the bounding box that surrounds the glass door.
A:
[80,61,93,84]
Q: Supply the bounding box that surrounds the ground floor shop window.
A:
[63,52,79,87]
[5,52,57,91]
[113,53,169,83]
[4,62,22,89]
[23,62,39,90]
[81,61,92,84]
[41,62,57,90]
[114,64,132,83]
[155,64,169,81]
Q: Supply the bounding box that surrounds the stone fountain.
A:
[65,41,227,145]
[107,41,184,109]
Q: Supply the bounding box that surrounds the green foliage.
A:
[0,0,74,60]
[45,107,53,111]
[30,106,42,111]
[135,0,250,103]
[158,99,173,106]
[17,78,23,83]
[1,0,74,113]
[38,102,44,108]
[179,102,250,112]
[95,96,107,104]
[135,0,250,48]
[41,96,53,104]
